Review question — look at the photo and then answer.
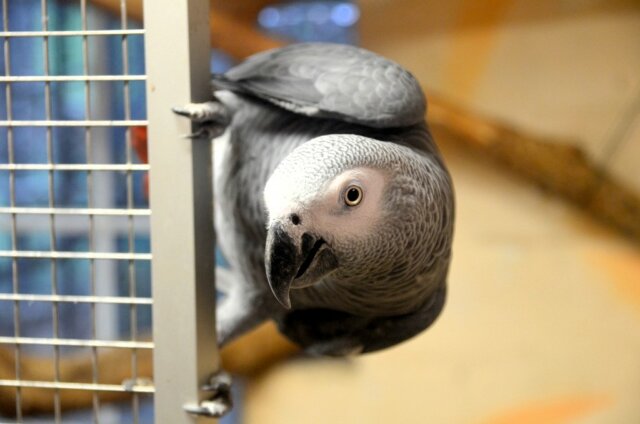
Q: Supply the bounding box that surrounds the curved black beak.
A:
[265,223,298,309]
[265,223,337,309]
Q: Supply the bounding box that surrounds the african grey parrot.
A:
[174,42,454,357]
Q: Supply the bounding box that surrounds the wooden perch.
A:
[427,94,640,242]
[0,323,299,417]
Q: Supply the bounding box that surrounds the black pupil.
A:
[347,188,360,203]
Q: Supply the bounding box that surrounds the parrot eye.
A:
[344,185,363,207]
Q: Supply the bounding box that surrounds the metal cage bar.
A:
[0,2,154,421]
[79,1,101,418]
[0,29,145,37]
[0,380,154,393]
[0,251,152,260]
[0,75,146,82]
[144,0,218,423]
[0,119,147,126]
[0,293,153,304]
[1,1,22,419]
[119,1,142,421]
[39,2,64,419]
[0,164,149,170]
[0,337,154,349]
[0,207,151,216]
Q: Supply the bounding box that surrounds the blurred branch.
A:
[211,8,285,59]
[428,94,640,243]
[211,0,283,26]
[0,322,299,417]
[89,0,143,20]
[89,0,285,59]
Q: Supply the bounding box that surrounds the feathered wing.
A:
[212,43,426,129]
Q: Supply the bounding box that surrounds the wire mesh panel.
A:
[0,1,154,422]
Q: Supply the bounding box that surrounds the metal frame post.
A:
[143,1,217,423]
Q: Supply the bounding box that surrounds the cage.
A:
[0,0,217,423]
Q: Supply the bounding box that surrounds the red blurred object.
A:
[131,126,149,198]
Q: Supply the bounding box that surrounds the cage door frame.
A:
[143,1,218,422]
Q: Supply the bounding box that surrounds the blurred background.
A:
[1,0,639,423]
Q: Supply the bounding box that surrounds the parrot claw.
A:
[183,399,231,418]
[183,370,233,418]
[173,102,230,140]
[180,127,207,139]
[172,101,230,124]
[202,369,232,394]
[180,126,227,140]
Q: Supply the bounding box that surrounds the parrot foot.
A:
[180,126,225,140]
[173,101,230,139]
[183,370,233,418]
[172,101,230,124]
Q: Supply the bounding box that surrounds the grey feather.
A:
[212,43,426,128]
[189,43,453,355]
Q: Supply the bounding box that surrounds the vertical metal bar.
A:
[40,1,62,422]
[88,30,120,423]
[88,9,120,422]
[80,1,101,422]
[2,1,22,419]
[119,1,140,422]
[144,1,217,423]
[89,8,120,421]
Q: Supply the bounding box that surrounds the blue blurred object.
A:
[258,1,360,44]
[331,2,360,27]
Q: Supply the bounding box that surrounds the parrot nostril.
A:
[290,213,301,226]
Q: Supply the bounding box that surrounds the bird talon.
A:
[202,370,232,394]
[173,101,229,140]
[183,398,231,418]
[170,106,191,118]
[180,128,205,139]
[180,127,224,140]
[172,101,229,124]
[183,371,233,418]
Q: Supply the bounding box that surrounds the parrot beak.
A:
[265,223,297,309]
[265,222,338,309]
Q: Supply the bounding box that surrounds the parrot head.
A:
[263,134,453,315]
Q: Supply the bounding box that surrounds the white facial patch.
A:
[309,167,388,239]
[264,167,313,225]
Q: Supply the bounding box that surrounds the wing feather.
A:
[212,43,426,128]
